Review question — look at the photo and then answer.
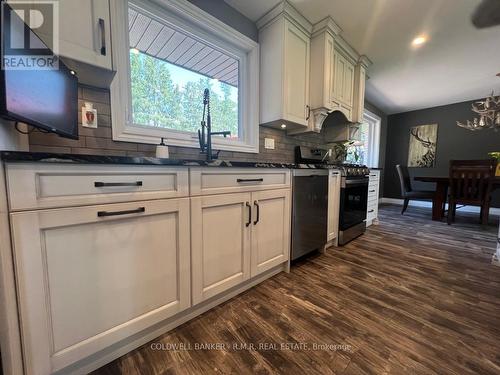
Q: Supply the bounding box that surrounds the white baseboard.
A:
[379,197,500,217]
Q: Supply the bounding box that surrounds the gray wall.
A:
[383,99,500,207]
[187,0,258,41]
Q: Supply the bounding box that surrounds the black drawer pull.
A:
[95,181,143,187]
[98,207,145,217]
[98,18,106,55]
[253,201,260,225]
[369,190,376,193]
[368,209,375,213]
[237,178,264,183]
[246,202,252,227]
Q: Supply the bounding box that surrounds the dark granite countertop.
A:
[0,151,302,169]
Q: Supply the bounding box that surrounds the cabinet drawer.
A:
[190,168,291,196]
[6,163,189,210]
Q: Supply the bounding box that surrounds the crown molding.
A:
[311,16,342,38]
[257,0,312,35]
[358,55,372,68]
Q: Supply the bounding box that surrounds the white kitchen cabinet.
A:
[10,198,191,374]
[305,17,371,133]
[191,187,292,303]
[333,51,355,109]
[191,193,252,304]
[327,170,341,242]
[6,163,189,211]
[32,0,112,70]
[189,167,291,196]
[251,189,291,277]
[352,63,367,123]
[367,170,381,226]
[258,2,312,130]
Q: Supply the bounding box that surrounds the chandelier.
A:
[457,76,500,131]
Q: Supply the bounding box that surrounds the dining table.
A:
[414,176,500,221]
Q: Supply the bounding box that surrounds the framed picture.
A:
[407,124,438,167]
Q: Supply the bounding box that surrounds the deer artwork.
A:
[410,127,436,167]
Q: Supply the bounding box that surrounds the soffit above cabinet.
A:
[128,7,239,87]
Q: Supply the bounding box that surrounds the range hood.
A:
[321,110,361,143]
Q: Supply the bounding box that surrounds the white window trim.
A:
[110,0,260,153]
[363,109,381,168]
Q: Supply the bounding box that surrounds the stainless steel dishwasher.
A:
[291,169,329,261]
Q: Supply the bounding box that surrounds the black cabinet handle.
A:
[369,190,376,193]
[237,178,264,183]
[306,105,311,120]
[97,207,145,217]
[368,209,374,213]
[98,18,106,56]
[246,202,252,227]
[95,181,143,187]
[253,201,260,225]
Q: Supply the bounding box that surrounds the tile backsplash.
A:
[29,85,326,162]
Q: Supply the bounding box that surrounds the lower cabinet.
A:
[367,170,380,226]
[191,189,291,304]
[10,198,191,374]
[250,189,291,277]
[327,170,341,242]
[191,192,252,305]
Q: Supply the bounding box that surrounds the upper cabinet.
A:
[258,2,312,131]
[295,14,372,133]
[32,0,115,87]
[352,61,368,123]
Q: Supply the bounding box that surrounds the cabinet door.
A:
[33,0,112,69]
[191,193,251,304]
[332,51,345,104]
[343,61,355,108]
[284,20,310,126]
[10,199,190,374]
[327,172,341,242]
[251,189,291,277]
[352,64,366,123]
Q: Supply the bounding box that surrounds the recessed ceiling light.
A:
[130,48,140,55]
[280,124,287,129]
[411,35,427,47]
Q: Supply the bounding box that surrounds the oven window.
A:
[340,183,368,230]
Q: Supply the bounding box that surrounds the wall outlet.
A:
[264,138,275,150]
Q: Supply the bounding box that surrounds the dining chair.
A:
[447,160,496,225]
[396,165,436,214]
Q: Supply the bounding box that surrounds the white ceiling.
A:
[225,0,500,114]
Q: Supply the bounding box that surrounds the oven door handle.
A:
[343,179,369,186]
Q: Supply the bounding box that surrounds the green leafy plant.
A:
[331,141,356,162]
[488,152,500,161]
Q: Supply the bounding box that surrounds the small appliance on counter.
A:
[295,146,370,245]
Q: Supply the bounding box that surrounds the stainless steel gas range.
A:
[295,146,370,246]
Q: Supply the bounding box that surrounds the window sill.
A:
[112,127,259,154]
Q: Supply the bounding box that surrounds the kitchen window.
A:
[346,109,381,167]
[110,0,259,152]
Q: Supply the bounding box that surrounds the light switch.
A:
[264,138,275,149]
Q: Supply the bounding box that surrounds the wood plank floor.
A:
[92,205,500,375]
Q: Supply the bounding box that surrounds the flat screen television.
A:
[0,4,79,139]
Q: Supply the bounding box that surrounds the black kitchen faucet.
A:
[198,88,230,161]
